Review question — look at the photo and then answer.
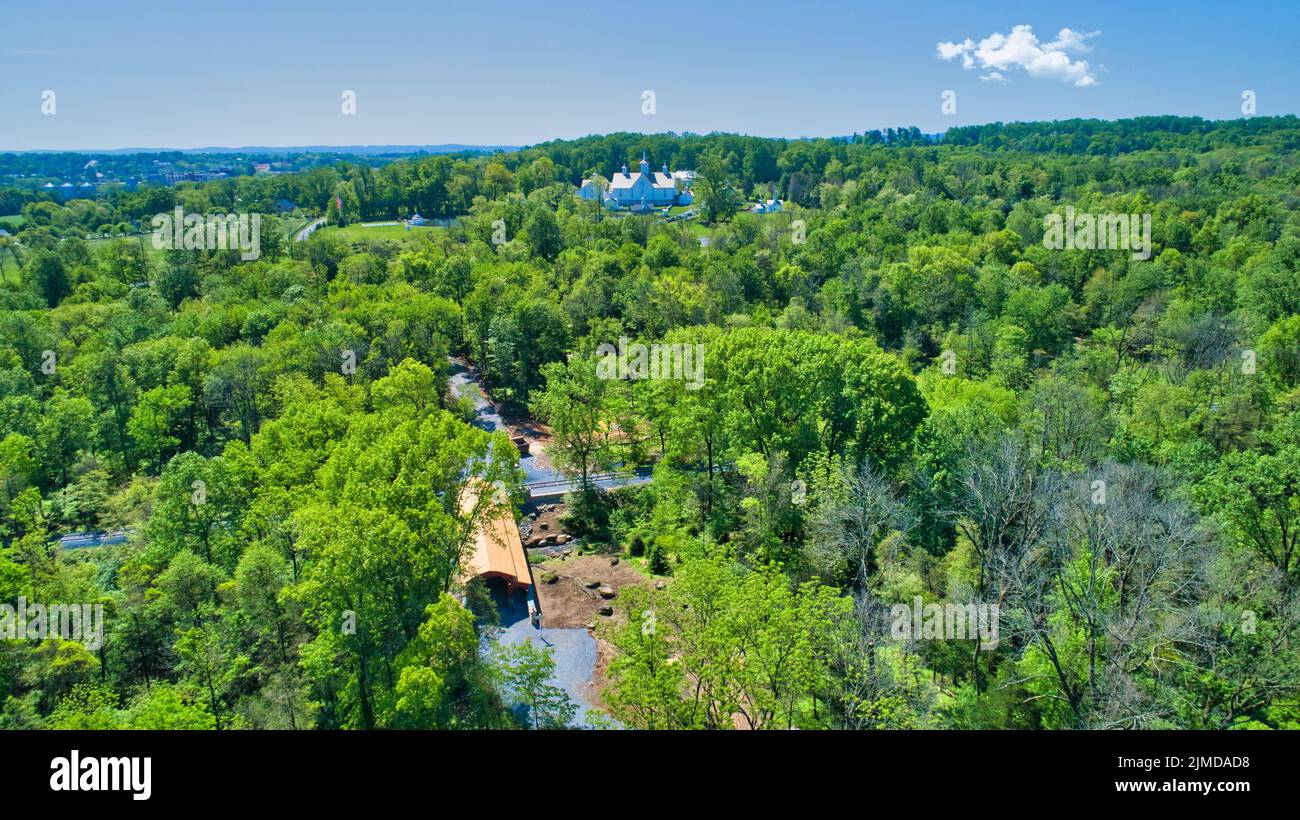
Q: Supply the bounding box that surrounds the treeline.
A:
[945,114,1300,154]
[11,116,1299,234]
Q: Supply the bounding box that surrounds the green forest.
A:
[1,115,1299,730]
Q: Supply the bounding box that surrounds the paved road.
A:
[496,619,606,728]
[294,218,325,242]
[527,467,654,499]
[55,530,131,549]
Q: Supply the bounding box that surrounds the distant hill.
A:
[8,144,518,156]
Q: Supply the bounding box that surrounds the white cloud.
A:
[937,25,1099,87]
[936,39,972,61]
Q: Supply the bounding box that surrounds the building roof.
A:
[609,172,675,190]
[459,480,532,589]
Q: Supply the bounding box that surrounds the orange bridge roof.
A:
[459,480,532,589]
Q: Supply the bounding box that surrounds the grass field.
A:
[682,222,715,237]
[317,222,448,243]
[84,234,167,264]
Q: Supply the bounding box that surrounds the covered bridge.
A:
[459,480,537,623]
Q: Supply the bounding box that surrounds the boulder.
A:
[584,580,601,589]
[609,556,620,566]
[598,584,616,599]
[598,605,614,617]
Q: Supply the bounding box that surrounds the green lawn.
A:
[679,221,717,238]
[318,222,447,243]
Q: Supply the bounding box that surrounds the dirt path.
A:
[500,408,555,470]
[532,553,668,707]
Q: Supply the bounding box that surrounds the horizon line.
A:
[3,113,1297,155]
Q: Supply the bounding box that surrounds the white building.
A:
[577,177,604,201]
[576,154,693,210]
[609,154,677,207]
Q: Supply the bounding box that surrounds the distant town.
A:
[0,145,520,201]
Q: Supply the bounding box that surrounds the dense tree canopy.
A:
[2,115,1300,729]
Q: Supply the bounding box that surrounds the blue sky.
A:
[1,0,1296,150]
